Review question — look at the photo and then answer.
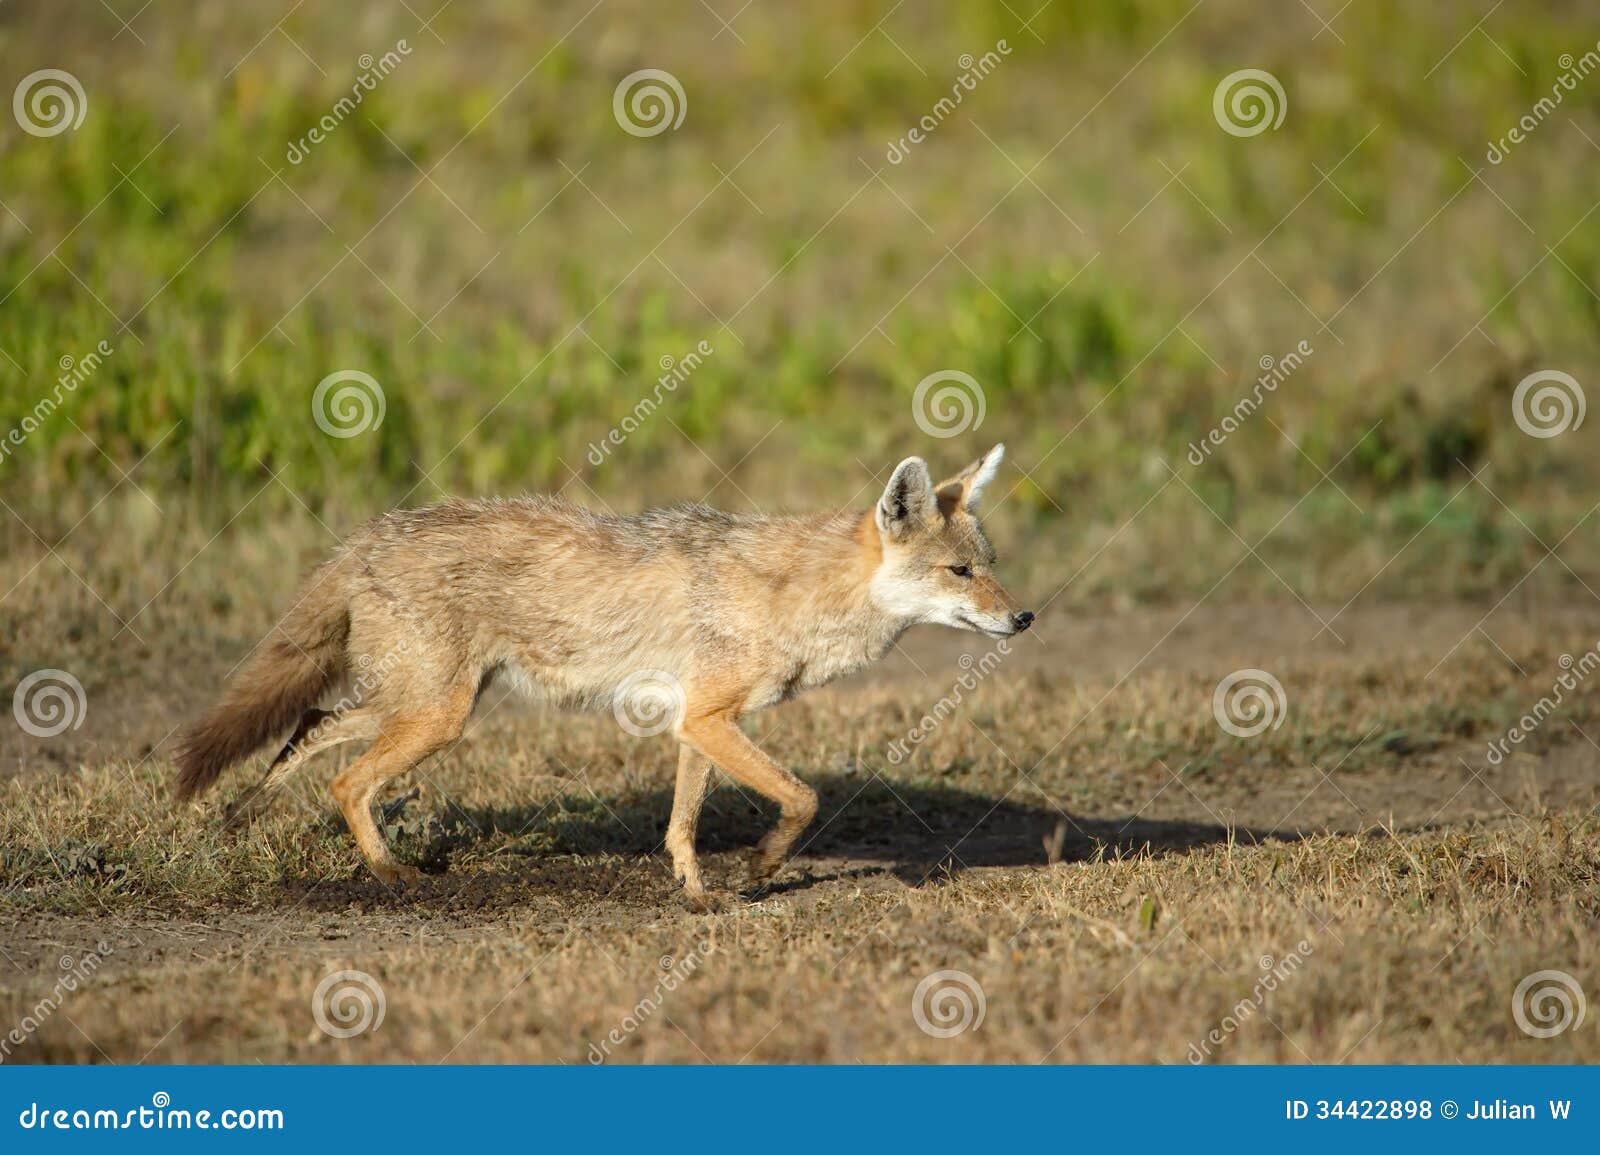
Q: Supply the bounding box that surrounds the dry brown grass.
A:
[9,814,1598,1064]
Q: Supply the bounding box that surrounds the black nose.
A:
[1013,611,1035,631]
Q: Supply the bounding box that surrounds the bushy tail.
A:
[173,560,351,800]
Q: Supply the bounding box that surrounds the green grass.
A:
[2,1,1599,601]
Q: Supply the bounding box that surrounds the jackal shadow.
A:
[417,772,1283,893]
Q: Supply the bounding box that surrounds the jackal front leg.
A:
[677,712,817,892]
[667,744,730,911]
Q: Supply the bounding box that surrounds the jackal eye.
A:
[948,564,973,578]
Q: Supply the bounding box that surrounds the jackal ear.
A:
[936,443,1005,515]
[877,456,937,539]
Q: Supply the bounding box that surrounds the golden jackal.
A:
[174,445,1033,905]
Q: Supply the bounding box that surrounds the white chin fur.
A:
[941,610,1008,636]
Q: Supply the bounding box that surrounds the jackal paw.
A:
[744,847,786,891]
[371,861,427,889]
[681,887,736,914]
[220,794,263,831]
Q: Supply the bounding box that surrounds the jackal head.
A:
[871,444,1034,638]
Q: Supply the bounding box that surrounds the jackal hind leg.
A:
[676,713,817,895]
[223,708,378,828]
[329,683,474,889]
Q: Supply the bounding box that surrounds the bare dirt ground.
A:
[3,599,1599,1064]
